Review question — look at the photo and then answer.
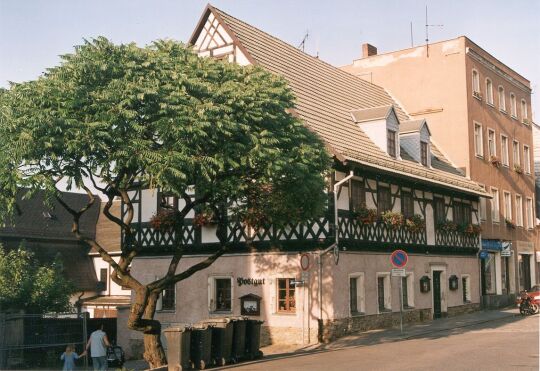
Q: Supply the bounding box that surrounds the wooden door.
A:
[433,271,442,319]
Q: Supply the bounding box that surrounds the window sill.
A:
[351,311,366,317]
[275,312,296,316]
[475,154,484,159]
[500,109,507,114]
[511,115,518,120]
[486,102,495,108]
[472,93,482,101]
[212,310,233,315]
[378,308,392,314]
[463,300,472,304]
[403,306,415,311]
[157,310,176,313]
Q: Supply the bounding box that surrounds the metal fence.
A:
[0,312,116,370]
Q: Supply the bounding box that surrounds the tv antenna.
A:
[425,5,443,57]
[297,30,309,52]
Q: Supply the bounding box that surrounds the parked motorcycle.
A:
[517,290,539,315]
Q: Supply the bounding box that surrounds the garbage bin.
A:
[230,317,247,362]
[190,324,213,370]
[200,318,233,366]
[245,319,264,360]
[164,326,192,371]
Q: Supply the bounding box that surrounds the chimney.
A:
[362,43,378,58]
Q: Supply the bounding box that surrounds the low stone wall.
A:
[320,308,432,343]
[447,302,481,317]
[260,325,317,346]
[481,294,516,309]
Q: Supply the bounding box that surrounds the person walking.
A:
[86,323,111,371]
[60,344,86,371]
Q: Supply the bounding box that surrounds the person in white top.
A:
[86,323,111,371]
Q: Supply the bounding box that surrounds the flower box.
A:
[505,218,516,229]
[514,164,523,174]
[149,209,181,231]
[473,91,482,100]
[436,220,458,232]
[381,211,404,230]
[352,204,378,225]
[489,155,501,168]
[404,214,425,233]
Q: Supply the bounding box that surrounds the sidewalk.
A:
[124,308,518,370]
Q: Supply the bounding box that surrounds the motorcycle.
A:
[517,290,539,315]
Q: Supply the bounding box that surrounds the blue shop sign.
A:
[481,239,503,251]
[478,250,490,259]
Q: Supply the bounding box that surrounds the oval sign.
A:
[390,249,408,268]
[300,253,310,271]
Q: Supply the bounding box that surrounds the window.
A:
[376,273,391,312]
[526,198,534,229]
[161,284,175,311]
[521,99,528,122]
[482,253,497,295]
[387,130,397,158]
[479,185,487,221]
[377,186,392,214]
[523,145,531,174]
[501,135,509,166]
[474,123,483,157]
[349,273,365,315]
[513,140,520,166]
[503,191,512,220]
[215,278,232,312]
[453,201,472,225]
[420,141,428,166]
[472,69,480,93]
[99,268,108,291]
[277,278,296,313]
[501,256,511,294]
[498,86,506,111]
[350,179,366,211]
[510,93,517,117]
[434,197,446,223]
[487,129,496,157]
[401,191,414,218]
[491,188,500,222]
[462,275,471,302]
[401,273,414,308]
[515,194,523,227]
[486,78,494,105]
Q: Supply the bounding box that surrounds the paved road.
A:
[220,315,539,371]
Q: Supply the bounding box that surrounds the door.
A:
[523,254,531,290]
[433,271,442,319]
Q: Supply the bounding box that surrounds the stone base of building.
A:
[320,308,432,343]
[447,302,481,317]
[260,326,316,346]
[481,294,516,309]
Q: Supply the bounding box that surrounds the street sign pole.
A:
[399,276,403,333]
[390,249,408,334]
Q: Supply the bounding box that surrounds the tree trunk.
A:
[127,288,167,368]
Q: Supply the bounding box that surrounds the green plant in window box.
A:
[193,210,217,227]
[505,218,516,229]
[149,209,181,231]
[404,214,425,233]
[352,204,378,224]
[514,164,523,174]
[381,211,404,230]
[461,223,482,236]
[436,220,458,232]
[489,155,501,168]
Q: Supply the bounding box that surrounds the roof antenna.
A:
[297,30,309,52]
[425,5,443,57]
[316,35,320,58]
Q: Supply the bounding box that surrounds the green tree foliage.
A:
[0,245,75,313]
[0,37,330,366]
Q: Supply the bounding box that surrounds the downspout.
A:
[318,170,354,339]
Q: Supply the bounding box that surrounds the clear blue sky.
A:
[1,0,539,110]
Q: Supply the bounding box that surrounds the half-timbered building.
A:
[117,5,491,352]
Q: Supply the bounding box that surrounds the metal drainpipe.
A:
[318,170,354,332]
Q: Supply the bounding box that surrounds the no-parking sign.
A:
[390,250,408,268]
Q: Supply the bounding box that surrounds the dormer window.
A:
[420,141,428,166]
[387,130,397,158]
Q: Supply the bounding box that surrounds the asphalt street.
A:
[218,314,539,371]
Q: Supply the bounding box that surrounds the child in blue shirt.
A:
[60,345,86,371]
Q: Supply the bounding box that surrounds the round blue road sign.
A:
[390,249,408,268]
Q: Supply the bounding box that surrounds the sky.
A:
[1,0,539,109]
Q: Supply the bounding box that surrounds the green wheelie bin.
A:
[245,319,264,360]
[200,318,233,366]
[190,324,213,370]
[163,326,192,371]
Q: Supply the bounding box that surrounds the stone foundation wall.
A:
[447,302,481,317]
[320,308,432,343]
[260,325,317,346]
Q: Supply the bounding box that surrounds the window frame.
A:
[433,197,446,223]
[208,276,234,314]
[453,201,472,225]
[479,184,487,221]
[521,99,528,122]
[420,141,429,166]
[513,140,520,167]
[473,122,483,158]
[214,277,233,312]
[498,86,506,112]
[526,197,534,230]
[510,93,517,118]
[472,69,480,94]
[402,272,415,309]
[491,187,500,223]
[515,194,523,227]
[160,284,176,311]
[523,145,531,174]
[461,274,471,303]
[401,191,415,219]
[500,134,509,166]
[376,272,391,313]
[485,78,494,105]
[349,272,365,315]
[277,278,296,314]
[487,128,496,157]
[503,191,512,220]
[350,178,366,211]
[377,186,392,215]
[387,129,397,158]
[99,268,108,292]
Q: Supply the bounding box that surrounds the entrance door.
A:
[523,254,531,290]
[433,271,442,319]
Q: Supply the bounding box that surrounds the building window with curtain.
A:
[350,179,366,211]
[401,191,414,218]
[215,278,232,312]
[387,130,396,158]
[161,284,175,311]
[482,252,497,295]
[420,141,428,166]
[377,186,392,214]
[434,197,446,223]
[277,278,296,313]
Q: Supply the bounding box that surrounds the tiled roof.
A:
[196,6,487,197]
[400,119,428,134]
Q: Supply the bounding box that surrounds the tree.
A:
[0,38,330,367]
[0,245,75,313]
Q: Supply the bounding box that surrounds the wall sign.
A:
[237,277,265,286]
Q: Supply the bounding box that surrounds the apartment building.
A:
[342,37,536,307]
